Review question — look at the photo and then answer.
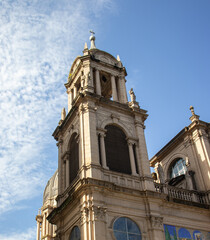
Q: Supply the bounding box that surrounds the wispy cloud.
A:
[0,227,36,240]
[0,0,114,215]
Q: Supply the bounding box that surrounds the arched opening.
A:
[69,226,80,240]
[69,133,79,184]
[170,158,187,179]
[168,158,187,186]
[104,125,131,174]
[113,217,141,240]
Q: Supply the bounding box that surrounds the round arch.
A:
[113,217,141,240]
[65,128,79,152]
[165,153,188,179]
[68,132,79,184]
[100,118,132,137]
[104,124,131,174]
[69,226,81,240]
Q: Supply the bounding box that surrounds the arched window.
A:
[178,228,191,239]
[69,133,79,184]
[104,125,131,174]
[113,217,141,240]
[69,226,80,240]
[170,158,187,178]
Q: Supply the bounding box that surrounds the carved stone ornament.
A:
[150,216,163,230]
[80,206,89,225]
[92,205,107,221]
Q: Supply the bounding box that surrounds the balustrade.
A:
[154,182,210,205]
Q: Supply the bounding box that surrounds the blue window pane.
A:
[127,219,141,234]
[128,233,142,240]
[113,217,141,240]
[114,231,127,240]
[114,217,127,232]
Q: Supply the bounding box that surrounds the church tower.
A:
[47,32,163,240]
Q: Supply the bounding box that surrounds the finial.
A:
[83,42,89,56]
[190,106,195,116]
[61,108,66,120]
[89,30,96,49]
[84,42,88,50]
[189,105,200,122]
[117,55,121,61]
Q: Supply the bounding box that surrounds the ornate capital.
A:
[80,206,89,225]
[150,216,163,230]
[92,205,107,221]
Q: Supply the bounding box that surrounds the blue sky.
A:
[0,0,210,239]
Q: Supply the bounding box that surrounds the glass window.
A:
[170,158,187,178]
[113,217,141,240]
[69,226,80,240]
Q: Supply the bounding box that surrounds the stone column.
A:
[65,156,70,188]
[149,216,165,240]
[128,140,138,176]
[63,160,66,190]
[111,75,118,101]
[36,220,41,240]
[57,139,63,195]
[67,88,72,112]
[90,67,94,87]
[135,120,155,191]
[95,69,101,95]
[122,77,128,102]
[99,133,108,169]
[118,76,127,103]
[73,84,77,99]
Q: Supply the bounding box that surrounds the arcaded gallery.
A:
[36,33,210,240]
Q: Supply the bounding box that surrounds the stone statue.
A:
[157,164,165,184]
[129,88,136,102]
[185,170,194,190]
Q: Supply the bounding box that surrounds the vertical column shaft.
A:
[120,77,127,103]
[95,69,101,95]
[90,67,94,87]
[36,221,40,240]
[73,85,77,99]
[111,75,118,101]
[57,140,63,195]
[128,141,137,175]
[68,90,72,112]
[65,158,70,188]
[100,133,108,169]
[63,160,66,189]
[122,77,128,102]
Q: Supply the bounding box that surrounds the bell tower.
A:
[48,33,161,240]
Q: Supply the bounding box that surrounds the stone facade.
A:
[36,35,210,240]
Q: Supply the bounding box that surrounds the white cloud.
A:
[0,0,115,215]
[0,227,36,240]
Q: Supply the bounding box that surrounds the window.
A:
[104,125,131,174]
[69,133,79,184]
[69,226,80,240]
[170,158,187,178]
[113,217,141,240]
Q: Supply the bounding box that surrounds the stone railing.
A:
[154,183,210,206]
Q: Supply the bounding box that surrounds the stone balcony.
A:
[154,182,210,208]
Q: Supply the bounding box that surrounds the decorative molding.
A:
[92,205,107,221]
[150,216,163,230]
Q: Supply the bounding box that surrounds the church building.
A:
[36,33,210,240]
